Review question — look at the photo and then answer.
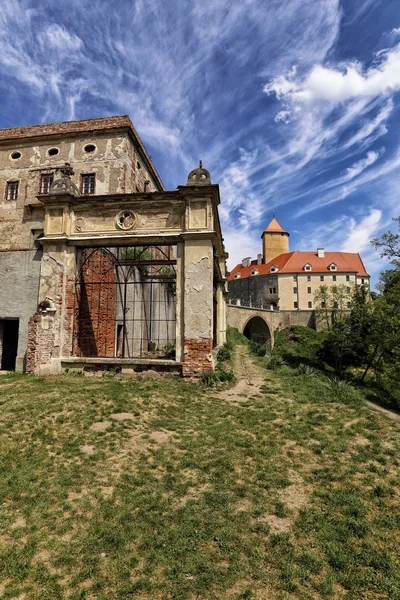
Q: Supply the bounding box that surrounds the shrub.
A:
[217,344,232,362]
[215,362,234,382]
[296,363,316,377]
[321,377,362,405]
[250,341,267,356]
[266,355,286,370]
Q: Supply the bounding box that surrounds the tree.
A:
[371,217,400,266]
[314,283,353,330]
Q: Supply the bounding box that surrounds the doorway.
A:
[1,319,19,371]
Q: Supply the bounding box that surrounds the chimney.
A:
[257,253,263,265]
[241,257,251,268]
[317,248,325,258]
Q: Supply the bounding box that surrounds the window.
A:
[333,275,337,282]
[307,287,312,294]
[304,263,312,271]
[293,275,297,281]
[307,275,311,282]
[47,148,59,157]
[11,151,21,160]
[320,275,324,281]
[81,173,95,194]
[293,287,298,294]
[40,174,53,194]
[270,266,278,273]
[308,301,312,308]
[346,287,351,294]
[84,144,96,153]
[6,180,19,200]
[269,287,276,294]
[329,263,337,271]
[346,275,350,282]
[294,301,298,309]
[233,273,240,279]
[361,278,365,284]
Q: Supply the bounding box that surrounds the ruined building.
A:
[0,116,227,375]
[228,217,369,310]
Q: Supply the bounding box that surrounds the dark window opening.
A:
[320,275,324,281]
[6,181,19,201]
[293,287,298,294]
[307,287,312,293]
[308,301,312,308]
[48,148,59,156]
[0,319,19,371]
[84,144,96,153]
[136,161,141,169]
[333,275,337,281]
[346,275,350,282]
[11,151,21,160]
[294,301,298,309]
[40,174,54,194]
[81,173,95,194]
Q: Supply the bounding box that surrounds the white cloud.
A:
[344,150,382,181]
[340,209,382,253]
[265,43,400,107]
[40,24,83,51]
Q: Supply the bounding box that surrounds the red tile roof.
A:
[263,217,289,235]
[228,251,369,280]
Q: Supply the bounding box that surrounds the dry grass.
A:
[0,348,399,599]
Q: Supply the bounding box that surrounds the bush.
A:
[321,377,362,405]
[217,344,232,362]
[296,363,316,377]
[250,341,267,356]
[266,355,286,370]
[226,326,248,346]
[200,363,234,386]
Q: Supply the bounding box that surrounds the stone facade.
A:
[0,119,228,376]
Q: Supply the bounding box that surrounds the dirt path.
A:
[366,400,400,423]
[218,345,268,403]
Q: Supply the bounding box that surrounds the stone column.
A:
[216,283,227,347]
[182,238,214,376]
[26,243,77,374]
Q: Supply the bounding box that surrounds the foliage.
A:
[320,377,362,406]
[295,363,316,377]
[249,340,267,356]
[371,216,400,266]
[272,326,325,368]
[217,344,232,362]
[226,326,248,346]
[266,355,286,370]
[200,362,234,386]
[314,283,353,330]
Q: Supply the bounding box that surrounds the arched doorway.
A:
[243,316,271,351]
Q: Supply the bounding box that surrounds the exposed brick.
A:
[182,339,214,377]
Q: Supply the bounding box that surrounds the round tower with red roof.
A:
[262,217,290,264]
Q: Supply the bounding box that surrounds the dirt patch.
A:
[90,421,112,432]
[278,470,309,513]
[353,434,370,447]
[10,516,26,529]
[236,498,253,512]
[110,412,135,421]
[80,444,96,456]
[149,431,171,443]
[344,418,364,430]
[218,345,268,405]
[260,514,292,533]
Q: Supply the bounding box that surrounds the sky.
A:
[1,0,399,286]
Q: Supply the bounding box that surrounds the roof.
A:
[0,115,165,190]
[262,217,289,235]
[228,251,369,280]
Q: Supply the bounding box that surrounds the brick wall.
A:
[182,338,214,377]
[26,313,54,374]
[74,249,116,357]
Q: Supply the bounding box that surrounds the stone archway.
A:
[243,316,272,351]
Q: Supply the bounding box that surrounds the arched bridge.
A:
[226,303,316,350]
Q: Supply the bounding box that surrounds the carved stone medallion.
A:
[116,210,137,231]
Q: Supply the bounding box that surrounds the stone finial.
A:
[49,162,80,196]
[186,161,211,186]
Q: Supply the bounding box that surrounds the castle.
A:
[228,217,370,311]
[0,116,227,375]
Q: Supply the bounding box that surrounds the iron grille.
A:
[73,245,177,359]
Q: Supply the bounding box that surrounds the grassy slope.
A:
[0,356,399,599]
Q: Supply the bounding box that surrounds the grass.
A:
[0,348,399,599]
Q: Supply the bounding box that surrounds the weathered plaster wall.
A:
[0,249,42,370]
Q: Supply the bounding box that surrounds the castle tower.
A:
[262,217,289,263]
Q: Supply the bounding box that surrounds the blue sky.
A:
[1,0,400,285]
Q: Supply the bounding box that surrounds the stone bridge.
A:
[226,304,316,350]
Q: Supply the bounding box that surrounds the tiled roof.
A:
[228,251,369,280]
[263,217,289,235]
